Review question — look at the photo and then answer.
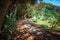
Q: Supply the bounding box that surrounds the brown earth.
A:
[13,19,60,40]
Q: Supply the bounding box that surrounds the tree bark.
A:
[0,0,14,30]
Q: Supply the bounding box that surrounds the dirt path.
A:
[14,20,60,40]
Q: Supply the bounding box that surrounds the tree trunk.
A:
[0,0,14,30]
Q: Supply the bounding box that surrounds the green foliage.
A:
[27,3,60,31]
[2,2,60,40]
[3,11,17,40]
[40,24,50,30]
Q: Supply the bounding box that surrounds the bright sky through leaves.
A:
[37,0,60,6]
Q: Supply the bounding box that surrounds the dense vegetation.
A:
[24,2,60,31]
[0,1,60,40]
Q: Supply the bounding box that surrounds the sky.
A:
[37,0,60,6]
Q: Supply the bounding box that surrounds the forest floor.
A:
[14,20,60,40]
